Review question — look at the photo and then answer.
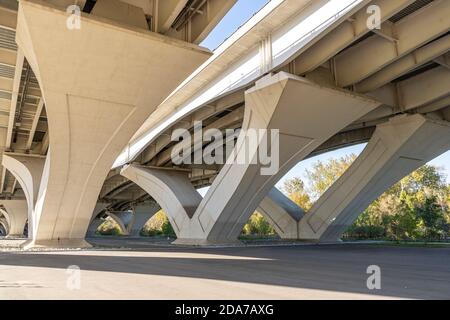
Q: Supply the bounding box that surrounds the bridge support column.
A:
[121,166,204,239]
[129,203,160,237]
[183,72,379,245]
[86,218,104,238]
[0,218,7,236]
[257,188,304,239]
[16,0,209,248]
[122,73,379,245]
[299,114,450,242]
[105,211,132,236]
[0,200,28,238]
[86,202,109,237]
[2,154,45,239]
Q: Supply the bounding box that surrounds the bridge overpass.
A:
[0,0,449,248]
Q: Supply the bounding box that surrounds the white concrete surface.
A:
[2,153,45,238]
[257,187,304,239]
[15,0,210,248]
[129,203,160,237]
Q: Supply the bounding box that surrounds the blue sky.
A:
[200,0,270,51]
[199,0,450,192]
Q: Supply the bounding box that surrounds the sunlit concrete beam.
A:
[294,0,415,75]
[368,66,450,111]
[2,153,45,238]
[335,0,450,87]
[355,35,450,93]
[25,97,44,150]
[156,0,189,33]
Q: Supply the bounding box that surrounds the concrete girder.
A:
[355,35,450,93]
[415,95,450,115]
[155,107,245,166]
[2,153,44,238]
[5,49,24,150]
[299,114,450,242]
[137,90,245,165]
[294,0,415,75]
[0,4,17,30]
[16,0,210,248]
[25,97,44,150]
[310,127,376,158]
[129,202,160,237]
[0,47,16,68]
[0,199,28,237]
[435,52,450,70]
[335,0,450,87]
[257,187,304,240]
[100,175,130,199]
[156,0,189,34]
[91,0,149,30]
[368,66,450,112]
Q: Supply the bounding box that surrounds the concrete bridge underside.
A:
[0,0,449,248]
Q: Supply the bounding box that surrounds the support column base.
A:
[21,238,93,250]
[5,235,26,239]
[172,238,242,247]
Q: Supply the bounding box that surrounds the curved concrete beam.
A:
[257,187,305,239]
[2,154,45,238]
[86,202,110,237]
[129,203,160,237]
[0,200,28,237]
[107,211,131,236]
[15,0,210,248]
[299,114,450,242]
[121,165,203,237]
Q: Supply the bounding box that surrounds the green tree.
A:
[305,155,356,200]
[283,177,311,210]
[142,210,175,237]
[242,213,275,237]
[284,155,449,241]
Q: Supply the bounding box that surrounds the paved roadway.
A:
[0,240,449,299]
